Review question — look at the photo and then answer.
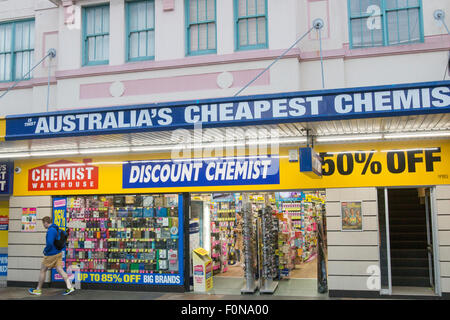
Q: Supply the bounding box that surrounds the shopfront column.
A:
[325,187,379,297]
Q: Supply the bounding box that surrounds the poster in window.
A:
[341,201,362,231]
[21,208,37,232]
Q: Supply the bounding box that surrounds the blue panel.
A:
[299,147,322,177]
[0,162,14,195]
[178,193,184,287]
[122,155,280,188]
[299,147,313,172]
[5,81,450,141]
[0,254,7,277]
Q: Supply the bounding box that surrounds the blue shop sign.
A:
[0,254,7,277]
[122,155,280,189]
[299,148,322,178]
[4,81,450,140]
[0,162,13,195]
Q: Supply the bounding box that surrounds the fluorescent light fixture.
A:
[384,131,450,139]
[129,136,308,153]
[380,147,441,153]
[278,137,308,144]
[30,150,80,157]
[325,150,377,155]
[0,152,30,159]
[247,137,307,145]
[202,141,246,149]
[316,134,382,143]
[79,147,130,154]
[131,145,180,152]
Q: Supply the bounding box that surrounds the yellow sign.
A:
[0,118,5,142]
[193,248,209,256]
[0,200,8,248]
[12,139,450,196]
[192,248,213,292]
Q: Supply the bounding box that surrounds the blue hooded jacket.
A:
[43,224,63,256]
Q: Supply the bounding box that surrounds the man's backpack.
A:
[53,225,68,250]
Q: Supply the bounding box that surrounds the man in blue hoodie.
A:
[29,216,74,296]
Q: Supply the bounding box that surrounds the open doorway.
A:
[189,190,328,297]
[378,187,438,296]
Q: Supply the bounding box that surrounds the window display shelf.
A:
[64,194,180,276]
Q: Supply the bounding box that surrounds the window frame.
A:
[234,0,269,51]
[125,0,156,62]
[347,0,424,49]
[0,18,35,83]
[185,0,217,56]
[82,4,110,67]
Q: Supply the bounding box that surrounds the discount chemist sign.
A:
[4,81,449,140]
[123,155,279,188]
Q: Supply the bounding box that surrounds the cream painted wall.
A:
[216,0,234,55]
[110,0,125,66]
[0,0,449,115]
[155,0,185,60]
[344,51,450,88]
[53,58,301,111]
[325,187,380,293]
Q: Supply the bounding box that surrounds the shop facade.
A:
[0,79,449,297]
[0,0,449,299]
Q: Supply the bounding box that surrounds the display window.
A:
[51,193,184,286]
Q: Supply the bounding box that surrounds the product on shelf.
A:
[274,191,325,277]
[209,196,237,274]
[65,194,180,277]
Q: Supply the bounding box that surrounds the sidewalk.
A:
[0,286,330,300]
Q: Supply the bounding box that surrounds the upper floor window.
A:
[235,0,268,51]
[83,4,109,66]
[348,0,423,49]
[0,19,34,82]
[186,0,216,55]
[126,0,155,61]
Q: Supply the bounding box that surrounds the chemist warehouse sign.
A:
[3,81,450,140]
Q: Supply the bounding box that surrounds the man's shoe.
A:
[28,288,42,296]
[62,287,75,296]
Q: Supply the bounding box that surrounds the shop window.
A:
[126,0,155,61]
[186,0,216,56]
[348,0,423,49]
[63,194,181,280]
[234,0,268,51]
[0,20,34,82]
[82,4,110,66]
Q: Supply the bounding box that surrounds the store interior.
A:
[189,190,327,297]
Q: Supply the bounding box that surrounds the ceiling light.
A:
[384,131,450,139]
[131,145,180,152]
[316,134,382,143]
[0,152,30,159]
[79,147,130,154]
[30,150,80,157]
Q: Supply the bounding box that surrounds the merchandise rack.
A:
[209,198,237,274]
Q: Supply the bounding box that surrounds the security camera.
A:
[14,167,21,174]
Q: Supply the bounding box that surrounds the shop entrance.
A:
[189,190,328,297]
[378,187,438,296]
